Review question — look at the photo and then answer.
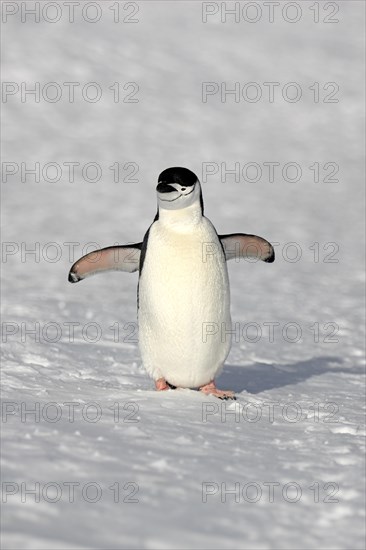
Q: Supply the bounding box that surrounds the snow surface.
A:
[1,1,365,549]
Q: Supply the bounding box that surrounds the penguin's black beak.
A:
[156,182,176,193]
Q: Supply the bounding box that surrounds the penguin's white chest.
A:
[138,218,231,388]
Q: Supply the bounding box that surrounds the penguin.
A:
[68,167,274,399]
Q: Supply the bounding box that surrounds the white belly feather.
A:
[138,217,232,387]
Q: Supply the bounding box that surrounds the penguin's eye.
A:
[181,187,186,191]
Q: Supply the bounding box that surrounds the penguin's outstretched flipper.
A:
[68,244,142,283]
[219,234,275,263]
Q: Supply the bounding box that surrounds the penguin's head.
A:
[156,167,203,212]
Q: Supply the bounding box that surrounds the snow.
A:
[1,1,365,549]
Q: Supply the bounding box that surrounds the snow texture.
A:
[1,1,365,549]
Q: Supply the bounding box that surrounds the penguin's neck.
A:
[158,203,203,231]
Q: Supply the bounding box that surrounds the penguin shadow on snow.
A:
[217,356,361,395]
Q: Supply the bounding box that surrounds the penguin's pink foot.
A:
[155,378,169,391]
[199,380,236,400]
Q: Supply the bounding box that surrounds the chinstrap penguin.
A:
[68,167,275,399]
